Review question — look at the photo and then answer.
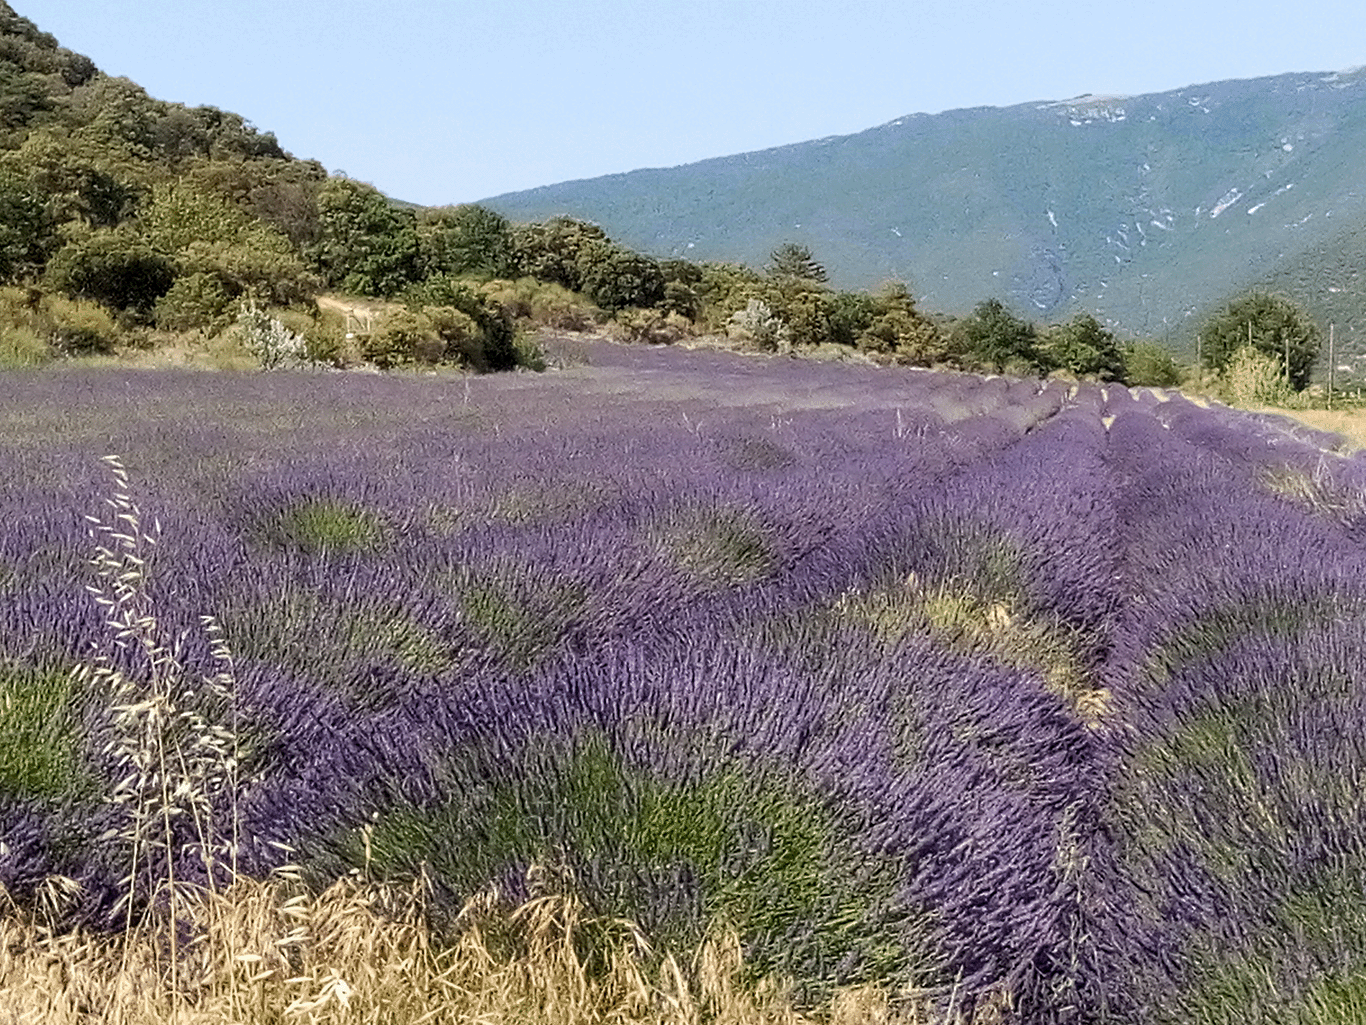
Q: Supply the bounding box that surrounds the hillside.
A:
[480,69,1366,361]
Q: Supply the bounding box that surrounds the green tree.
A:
[308,178,420,297]
[45,230,175,315]
[1040,313,1126,382]
[855,282,945,363]
[1122,342,1184,388]
[0,168,56,280]
[577,242,665,311]
[1,129,142,227]
[955,298,1042,373]
[418,204,516,279]
[509,217,609,292]
[767,242,827,283]
[1199,291,1321,391]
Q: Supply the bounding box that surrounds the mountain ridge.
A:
[480,67,1366,361]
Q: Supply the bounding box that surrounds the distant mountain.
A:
[480,69,1366,359]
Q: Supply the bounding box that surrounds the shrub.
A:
[0,285,120,355]
[152,271,232,332]
[43,293,120,354]
[577,243,666,312]
[509,217,608,292]
[695,262,765,331]
[0,323,48,366]
[235,303,308,369]
[0,168,56,281]
[609,307,692,345]
[406,275,519,371]
[479,277,602,331]
[363,308,440,369]
[1041,313,1127,382]
[953,298,1043,373]
[767,284,836,348]
[425,305,480,366]
[298,306,355,367]
[828,291,878,348]
[1123,341,1185,388]
[726,298,791,352]
[45,231,175,315]
[1221,344,1294,406]
[308,178,421,297]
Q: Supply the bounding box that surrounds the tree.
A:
[577,242,665,311]
[1122,342,1184,388]
[0,168,56,280]
[1040,313,1126,382]
[308,178,421,297]
[1199,292,1320,390]
[955,298,1042,373]
[509,217,610,292]
[417,204,516,279]
[45,230,175,315]
[767,242,827,283]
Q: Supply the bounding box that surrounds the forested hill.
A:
[480,68,1366,353]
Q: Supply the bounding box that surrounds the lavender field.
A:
[3,341,1366,1024]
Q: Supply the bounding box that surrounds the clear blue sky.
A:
[17,0,1366,207]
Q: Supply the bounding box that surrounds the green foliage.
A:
[45,230,174,315]
[953,298,1043,373]
[695,261,765,330]
[309,178,421,297]
[1200,291,1321,391]
[853,282,946,364]
[478,276,602,331]
[0,658,94,801]
[1123,341,1185,388]
[1040,312,1127,382]
[153,270,232,332]
[0,128,143,228]
[406,274,519,371]
[507,217,663,312]
[0,283,120,357]
[0,167,56,280]
[265,498,388,554]
[827,290,878,348]
[1220,345,1294,407]
[417,203,516,279]
[0,62,51,131]
[577,242,665,312]
[659,258,702,318]
[766,283,836,348]
[767,241,827,283]
[509,216,608,292]
[726,298,791,352]
[609,307,693,345]
[137,182,316,313]
[184,156,328,250]
[362,308,436,369]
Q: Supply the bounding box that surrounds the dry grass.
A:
[1245,406,1366,453]
[0,869,960,1025]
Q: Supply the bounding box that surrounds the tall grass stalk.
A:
[71,454,248,1019]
